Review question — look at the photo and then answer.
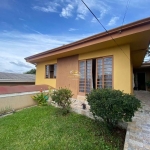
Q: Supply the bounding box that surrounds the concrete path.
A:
[124,91,150,150]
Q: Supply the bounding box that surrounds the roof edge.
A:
[25,17,150,61]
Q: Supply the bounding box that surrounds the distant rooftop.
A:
[0,72,35,83]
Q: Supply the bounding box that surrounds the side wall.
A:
[0,92,37,110]
[56,55,78,98]
[36,59,57,88]
[79,45,132,94]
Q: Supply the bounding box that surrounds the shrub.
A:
[86,88,141,129]
[32,89,49,106]
[51,87,73,114]
[146,81,150,88]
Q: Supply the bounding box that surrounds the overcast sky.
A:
[0,0,150,73]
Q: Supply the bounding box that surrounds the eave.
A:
[25,17,150,67]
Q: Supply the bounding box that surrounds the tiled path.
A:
[71,99,93,119]
[124,91,150,150]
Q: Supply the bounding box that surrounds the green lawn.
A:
[0,106,125,150]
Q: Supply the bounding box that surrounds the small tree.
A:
[86,88,141,129]
[51,88,73,114]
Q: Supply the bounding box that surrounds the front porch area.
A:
[134,63,150,92]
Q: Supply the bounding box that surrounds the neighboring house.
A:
[0,72,35,86]
[25,17,150,99]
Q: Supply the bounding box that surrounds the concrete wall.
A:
[0,92,39,111]
[36,59,57,88]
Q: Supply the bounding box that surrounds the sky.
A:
[0,0,150,73]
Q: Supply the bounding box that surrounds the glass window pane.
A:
[86,60,92,93]
[97,57,112,89]
[54,64,57,78]
[97,85,103,88]
[45,65,49,78]
[104,68,112,72]
[104,82,112,88]
[79,61,85,92]
[97,59,103,65]
[104,57,112,65]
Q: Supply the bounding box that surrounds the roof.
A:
[0,85,51,95]
[25,17,150,65]
[0,72,35,83]
[142,62,150,68]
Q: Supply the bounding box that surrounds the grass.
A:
[0,106,126,150]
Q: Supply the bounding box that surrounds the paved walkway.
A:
[124,91,150,150]
[71,98,94,118]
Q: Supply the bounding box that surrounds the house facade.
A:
[25,17,150,99]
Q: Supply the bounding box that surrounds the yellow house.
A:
[25,17,150,99]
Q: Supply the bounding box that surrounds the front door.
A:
[78,56,113,95]
[137,73,146,90]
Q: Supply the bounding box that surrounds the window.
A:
[45,64,57,78]
[79,56,113,94]
[79,60,92,93]
[96,57,112,89]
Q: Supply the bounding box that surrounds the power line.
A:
[81,0,130,61]
[122,0,131,26]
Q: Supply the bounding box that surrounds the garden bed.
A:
[0,106,126,150]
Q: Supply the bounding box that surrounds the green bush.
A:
[146,81,150,88]
[32,89,49,106]
[51,88,73,114]
[86,88,141,128]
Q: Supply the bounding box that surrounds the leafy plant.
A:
[51,87,73,114]
[86,88,141,129]
[146,81,150,88]
[32,89,49,106]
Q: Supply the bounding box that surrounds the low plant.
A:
[146,81,150,88]
[86,88,141,129]
[32,89,49,106]
[48,86,54,98]
[51,87,73,114]
[0,106,15,116]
